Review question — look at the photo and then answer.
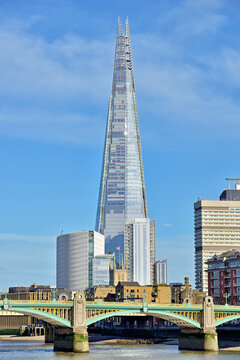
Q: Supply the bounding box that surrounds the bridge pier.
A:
[54,326,88,352]
[53,293,89,353]
[45,325,55,343]
[179,296,218,352]
[179,328,218,351]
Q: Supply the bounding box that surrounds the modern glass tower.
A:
[96,18,147,256]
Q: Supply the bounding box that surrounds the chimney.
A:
[184,277,189,288]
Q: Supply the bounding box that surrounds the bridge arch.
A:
[215,314,240,327]
[86,310,201,329]
[6,307,71,327]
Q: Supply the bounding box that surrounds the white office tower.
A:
[124,218,155,285]
[155,259,168,284]
[195,179,240,294]
[56,231,104,291]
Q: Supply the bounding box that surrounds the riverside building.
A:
[194,179,240,294]
[95,18,148,256]
[206,249,240,305]
[56,231,104,291]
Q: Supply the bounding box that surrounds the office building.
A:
[195,179,240,294]
[155,259,168,284]
[124,218,155,285]
[92,254,115,286]
[95,18,147,255]
[56,231,104,291]
[206,249,240,305]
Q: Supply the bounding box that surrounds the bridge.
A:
[1,293,240,352]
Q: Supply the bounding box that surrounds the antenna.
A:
[226,178,240,189]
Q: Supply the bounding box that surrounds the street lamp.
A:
[224,292,230,306]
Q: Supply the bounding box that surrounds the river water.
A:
[0,341,239,360]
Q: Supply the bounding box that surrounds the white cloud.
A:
[162,223,173,227]
[159,0,226,37]
[0,0,238,145]
[0,29,113,101]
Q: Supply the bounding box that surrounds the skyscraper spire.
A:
[96,18,147,256]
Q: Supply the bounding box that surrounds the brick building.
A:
[206,249,240,305]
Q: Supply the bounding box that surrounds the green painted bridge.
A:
[0,295,240,329]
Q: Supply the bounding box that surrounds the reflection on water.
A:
[0,342,239,360]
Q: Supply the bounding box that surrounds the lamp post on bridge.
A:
[224,292,230,307]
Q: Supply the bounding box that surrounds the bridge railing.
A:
[86,301,203,308]
[0,300,73,305]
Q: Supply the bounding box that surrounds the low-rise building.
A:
[152,284,171,303]
[206,249,240,305]
[116,282,171,303]
[85,285,116,301]
[170,277,204,304]
[116,282,152,302]
[86,282,172,303]
[5,284,53,301]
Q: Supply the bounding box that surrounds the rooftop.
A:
[207,249,240,263]
[117,281,140,287]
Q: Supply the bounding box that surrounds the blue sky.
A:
[0,0,240,289]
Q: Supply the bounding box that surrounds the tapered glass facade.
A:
[96,18,147,255]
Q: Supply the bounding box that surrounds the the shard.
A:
[96,18,147,256]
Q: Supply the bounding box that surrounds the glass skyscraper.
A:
[96,18,147,256]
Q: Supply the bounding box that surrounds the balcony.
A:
[224,282,231,288]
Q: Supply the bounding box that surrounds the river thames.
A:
[0,341,240,360]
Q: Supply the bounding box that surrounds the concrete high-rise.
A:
[56,231,104,291]
[195,179,240,294]
[155,259,168,284]
[95,18,147,255]
[124,218,155,285]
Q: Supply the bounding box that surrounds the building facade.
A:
[56,231,104,291]
[116,282,171,303]
[109,258,128,286]
[155,259,168,284]
[206,250,240,305]
[194,182,240,293]
[170,277,204,304]
[95,18,147,256]
[6,284,53,301]
[124,218,155,285]
[92,254,115,286]
[85,285,116,301]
